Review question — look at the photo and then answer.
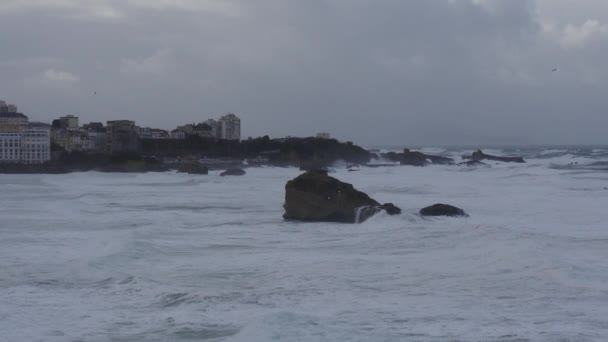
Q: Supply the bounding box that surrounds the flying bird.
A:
[552,68,558,72]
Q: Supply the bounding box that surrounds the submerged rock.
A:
[283,170,401,223]
[177,162,209,175]
[420,204,469,217]
[457,160,488,167]
[463,149,525,163]
[220,168,246,176]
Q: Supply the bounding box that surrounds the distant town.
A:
[0,99,245,164]
[0,99,335,169]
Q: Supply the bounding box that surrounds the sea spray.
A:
[354,205,381,223]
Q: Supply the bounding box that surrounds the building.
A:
[0,100,17,113]
[106,120,140,153]
[83,122,107,152]
[171,129,186,139]
[0,112,28,133]
[135,126,153,139]
[218,113,241,140]
[0,132,22,163]
[0,108,51,164]
[175,122,213,138]
[151,129,170,139]
[193,123,213,138]
[316,132,331,139]
[203,119,220,139]
[20,123,51,164]
[59,115,79,130]
[176,123,195,135]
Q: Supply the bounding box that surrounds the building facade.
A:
[203,119,220,139]
[0,112,28,133]
[218,114,241,140]
[171,129,186,139]
[20,123,51,164]
[0,110,51,164]
[59,115,79,130]
[106,120,141,153]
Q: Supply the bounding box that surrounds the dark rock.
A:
[379,203,402,215]
[283,170,401,223]
[463,149,525,163]
[383,149,454,166]
[420,204,469,217]
[220,168,246,176]
[177,162,209,175]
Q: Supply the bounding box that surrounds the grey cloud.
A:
[1,0,607,145]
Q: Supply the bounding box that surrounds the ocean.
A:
[1,147,608,341]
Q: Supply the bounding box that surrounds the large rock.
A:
[463,149,525,163]
[220,168,246,176]
[177,162,208,175]
[283,170,401,223]
[420,204,469,217]
[383,149,454,166]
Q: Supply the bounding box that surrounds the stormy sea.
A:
[1,146,608,342]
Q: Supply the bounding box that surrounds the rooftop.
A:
[0,112,28,119]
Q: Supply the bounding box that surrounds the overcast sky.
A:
[1,0,607,145]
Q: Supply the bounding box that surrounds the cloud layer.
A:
[1,0,607,145]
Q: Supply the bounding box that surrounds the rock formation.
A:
[419,204,469,217]
[283,170,401,223]
[463,150,525,163]
[383,149,454,166]
[220,168,246,176]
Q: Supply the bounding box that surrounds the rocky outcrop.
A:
[283,170,401,223]
[177,162,209,175]
[463,150,525,163]
[220,168,246,176]
[379,203,401,215]
[420,204,469,217]
[143,136,372,168]
[383,149,454,166]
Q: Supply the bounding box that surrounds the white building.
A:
[20,124,51,164]
[0,102,51,164]
[0,122,51,164]
[218,113,241,141]
[0,132,21,162]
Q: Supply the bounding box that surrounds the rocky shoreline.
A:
[0,138,527,174]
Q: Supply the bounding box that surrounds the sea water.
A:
[1,147,608,341]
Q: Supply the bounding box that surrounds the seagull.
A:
[552,68,558,72]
